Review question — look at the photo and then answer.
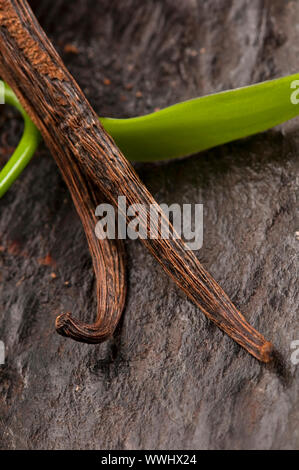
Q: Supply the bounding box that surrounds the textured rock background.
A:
[0,0,298,449]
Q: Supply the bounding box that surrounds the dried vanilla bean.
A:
[54,160,126,343]
[0,0,273,362]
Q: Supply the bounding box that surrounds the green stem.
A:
[0,81,40,198]
[1,74,299,198]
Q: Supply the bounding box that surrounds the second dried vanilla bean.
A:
[54,156,126,343]
[0,0,273,362]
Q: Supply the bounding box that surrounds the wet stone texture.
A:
[0,0,298,449]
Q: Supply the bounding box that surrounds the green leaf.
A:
[1,74,299,198]
[101,74,299,161]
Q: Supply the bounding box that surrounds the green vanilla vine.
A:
[0,74,299,198]
[0,81,41,198]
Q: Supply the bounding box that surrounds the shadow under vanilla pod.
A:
[0,0,278,362]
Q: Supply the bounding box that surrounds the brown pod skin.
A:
[0,2,127,344]
[54,167,126,344]
[0,0,273,362]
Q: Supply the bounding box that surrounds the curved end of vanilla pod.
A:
[245,337,274,363]
[229,322,274,363]
[203,297,274,363]
[55,312,112,344]
[259,341,274,363]
[242,327,274,363]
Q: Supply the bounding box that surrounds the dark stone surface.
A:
[0,0,298,449]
